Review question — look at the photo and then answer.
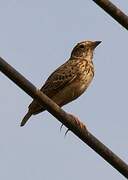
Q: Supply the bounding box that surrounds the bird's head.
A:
[71,40,101,59]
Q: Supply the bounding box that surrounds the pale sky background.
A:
[0,0,128,179]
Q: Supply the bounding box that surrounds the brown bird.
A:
[20,40,101,127]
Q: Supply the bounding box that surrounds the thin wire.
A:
[0,57,128,178]
[92,0,128,30]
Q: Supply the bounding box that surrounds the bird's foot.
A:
[67,113,87,132]
[60,113,87,137]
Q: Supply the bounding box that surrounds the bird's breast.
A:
[75,61,94,96]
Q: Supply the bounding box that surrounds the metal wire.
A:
[93,0,128,30]
[0,57,128,178]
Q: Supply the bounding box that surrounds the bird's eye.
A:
[79,44,85,49]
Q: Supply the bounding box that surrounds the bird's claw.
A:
[64,129,69,137]
[60,124,70,137]
[60,124,64,132]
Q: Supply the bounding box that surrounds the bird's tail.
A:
[20,111,32,127]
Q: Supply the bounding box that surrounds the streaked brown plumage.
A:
[20,40,101,126]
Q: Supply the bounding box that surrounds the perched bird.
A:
[20,40,101,127]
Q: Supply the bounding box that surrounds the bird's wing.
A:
[28,59,80,114]
[40,60,78,97]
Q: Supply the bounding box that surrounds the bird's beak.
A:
[94,41,102,48]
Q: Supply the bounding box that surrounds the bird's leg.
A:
[60,113,87,136]
[68,113,86,129]
[63,113,87,137]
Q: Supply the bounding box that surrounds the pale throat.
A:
[83,49,94,61]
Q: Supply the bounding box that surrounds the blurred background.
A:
[0,0,128,179]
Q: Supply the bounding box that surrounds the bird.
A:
[20,40,101,127]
